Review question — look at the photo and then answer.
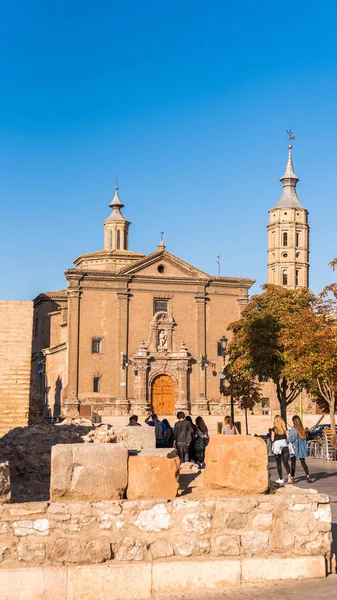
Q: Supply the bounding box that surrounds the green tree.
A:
[285,263,337,430]
[221,369,262,433]
[227,285,316,423]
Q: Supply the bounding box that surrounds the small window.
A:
[296,232,300,247]
[157,264,165,273]
[282,232,288,246]
[296,252,300,258]
[109,230,113,250]
[92,338,103,353]
[283,271,288,286]
[282,252,288,258]
[262,397,270,408]
[93,376,101,393]
[154,299,168,314]
[117,230,121,249]
[296,270,299,286]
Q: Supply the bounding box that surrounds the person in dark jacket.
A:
[162,418,174,447]
[194,416,209,468]
[185,415,197,461]
[173,412,194,463]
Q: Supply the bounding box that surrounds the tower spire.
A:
[103,181,131,251]
[273,143,303,209]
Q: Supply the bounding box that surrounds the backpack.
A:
[154,420,164,442]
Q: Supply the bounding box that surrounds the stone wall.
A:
[0,301,33,437]
[0,487,331,570]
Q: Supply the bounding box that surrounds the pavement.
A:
[155,575,337,600]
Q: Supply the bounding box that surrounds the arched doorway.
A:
[151,375,174,415]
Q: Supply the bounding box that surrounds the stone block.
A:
[0,461,10,503]
[203,436,268,495]
[241,555,326,583]
[127,455,179,499]
[67,562,152,600]
[152,558,241,594]
[48,537,111,564]
[50,443,128,501]
[0,566,67,599]
[116,426,155,451]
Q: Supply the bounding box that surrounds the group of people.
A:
[271,414,312,484]
[128,411,311,485]
[127,412,240,468]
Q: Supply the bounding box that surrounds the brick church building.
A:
[20,143,312,425]
[31,185,254,419]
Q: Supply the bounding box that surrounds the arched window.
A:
[117,230,121,250]
[109,230,113,250]
[282,270,288,286]
[282,232,288,246]
[296,270,299,286]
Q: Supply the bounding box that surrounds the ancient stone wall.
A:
[0,301,33,437]
[0,488,331,569]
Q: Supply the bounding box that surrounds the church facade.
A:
[30,144,313,420]
[31,187,254,418]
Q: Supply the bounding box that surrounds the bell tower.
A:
[267,143,309,289]
[103,184,130,251]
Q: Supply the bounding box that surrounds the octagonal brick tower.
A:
[267,144,309,289]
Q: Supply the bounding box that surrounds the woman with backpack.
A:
[288,415,312,483]
[194,416,209,469]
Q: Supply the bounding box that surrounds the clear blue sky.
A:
[1,0,337,300]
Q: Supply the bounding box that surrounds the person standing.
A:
[271,415,290,485]
[173,412,194,463]
[145,413,167,448]
[288,416,312,483]
[194,416,209,468]
[162,418,174,448]
[186,415,197,461]
[222,416,239,435]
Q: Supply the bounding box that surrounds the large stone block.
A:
[0,566,67,600]
[50,443,128,502]
[127,454,180,499]
[152,558,241,594]
[116,426,155,451]
[203,436,268,495]
[67,562,152,600]
[0,461,10,503]
[241,555,326,582]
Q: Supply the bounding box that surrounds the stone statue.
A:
[158,329,168,350]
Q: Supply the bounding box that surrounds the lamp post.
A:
[219,336,235,424]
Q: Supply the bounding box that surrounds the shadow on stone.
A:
[0,423,95,502]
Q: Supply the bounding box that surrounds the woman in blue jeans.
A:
[288,415,312,484]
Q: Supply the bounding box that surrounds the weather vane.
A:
[160,231,164,241]
[286,130,295,146]
[216,254,221,277]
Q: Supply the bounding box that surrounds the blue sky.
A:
[1,0,337,300]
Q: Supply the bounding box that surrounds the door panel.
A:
[152,375,174,415]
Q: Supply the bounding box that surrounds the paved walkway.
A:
[155,575,337,600]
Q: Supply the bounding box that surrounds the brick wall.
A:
[0,301,33,437]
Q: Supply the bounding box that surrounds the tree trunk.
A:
[280,398,287,425]
[245,408,249,435]
[329,399,336,431]
[276,377,288,426]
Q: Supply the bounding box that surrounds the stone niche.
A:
[50,444,128,502]
[203,436,268,495]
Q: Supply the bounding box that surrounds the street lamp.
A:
[220,335,228,355]
[219,335,234,424]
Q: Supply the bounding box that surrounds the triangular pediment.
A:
[116,249,210,280]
